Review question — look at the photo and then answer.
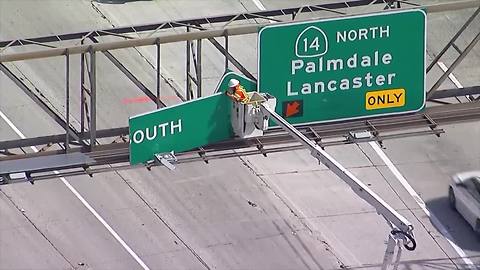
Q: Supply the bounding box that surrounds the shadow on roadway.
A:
[426,196,480,252]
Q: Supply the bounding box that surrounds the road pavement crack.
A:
[113,171,212,270]
[300,208,416,219]
[90,1,115,27]
[257,164,376,176]
[237,155,348,269]
[0,190,76,270]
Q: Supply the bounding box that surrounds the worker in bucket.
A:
[226,79,249,103]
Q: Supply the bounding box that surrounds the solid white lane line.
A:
[251,0,267,10]
[250,0,276,24]
[0,111,150,270]
[58,176,151,270]
[369,141,477,270]
[437,61,463,88]
[0,110,36,152]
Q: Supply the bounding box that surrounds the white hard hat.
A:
[228,79,240,88]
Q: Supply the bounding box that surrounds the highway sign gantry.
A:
[129,93,233,165]
[258,9,426,125]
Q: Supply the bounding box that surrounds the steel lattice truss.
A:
[0,0,479,183]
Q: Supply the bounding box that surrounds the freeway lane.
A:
[115,158,342,269]
[241,143,458,269]
[376,122,480,267]
[91,0,259,97]
[0,104,154,269]
[0,0,188,132]
[1,180,146,269]
[0,72,64,141]
[1,0,479,269]
[242,0,480,268]
[242,123,480,268]
[427,7,480,89]
[1,1,346,269]
[0,189,72,269]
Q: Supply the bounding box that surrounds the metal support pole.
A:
[384,0,401,9]
[89,36,166,108]
[65,50,70,151]
[80,40,85,136]
[426,7,480,73]
[0,63,80,142]
[156,40,161,109]
[186,27,192,101]
[196,39,202,98]
[208,37,256,81]
[381,234,397,270]
[224,35,229,71]
[89,48,96,149]
[427,31,480,99]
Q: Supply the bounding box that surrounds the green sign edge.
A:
[214,70,257,93]
[257,9,427,126]
[129,92,225,120]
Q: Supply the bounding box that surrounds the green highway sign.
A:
[258,9,426,124]
[129,93,233,165]
[215,70,257,93]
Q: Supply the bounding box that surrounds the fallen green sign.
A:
[258,9,426,124]
[129,93,233,165]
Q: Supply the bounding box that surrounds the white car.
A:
[449,171,480,233]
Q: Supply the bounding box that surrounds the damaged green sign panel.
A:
[215,70,257,93]
[129,93,233,165]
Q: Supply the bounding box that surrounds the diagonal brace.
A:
[0,63,81,142]
[89,36,166,108]
[427,31,480,99]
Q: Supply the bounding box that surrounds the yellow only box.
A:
[365,89,405,110]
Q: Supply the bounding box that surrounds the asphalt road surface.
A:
[0,0,479,269]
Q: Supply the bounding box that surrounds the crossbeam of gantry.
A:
[0,0,398,50]
[0,0,479,62]
[1,101,479,184]
[0,86,480,154]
